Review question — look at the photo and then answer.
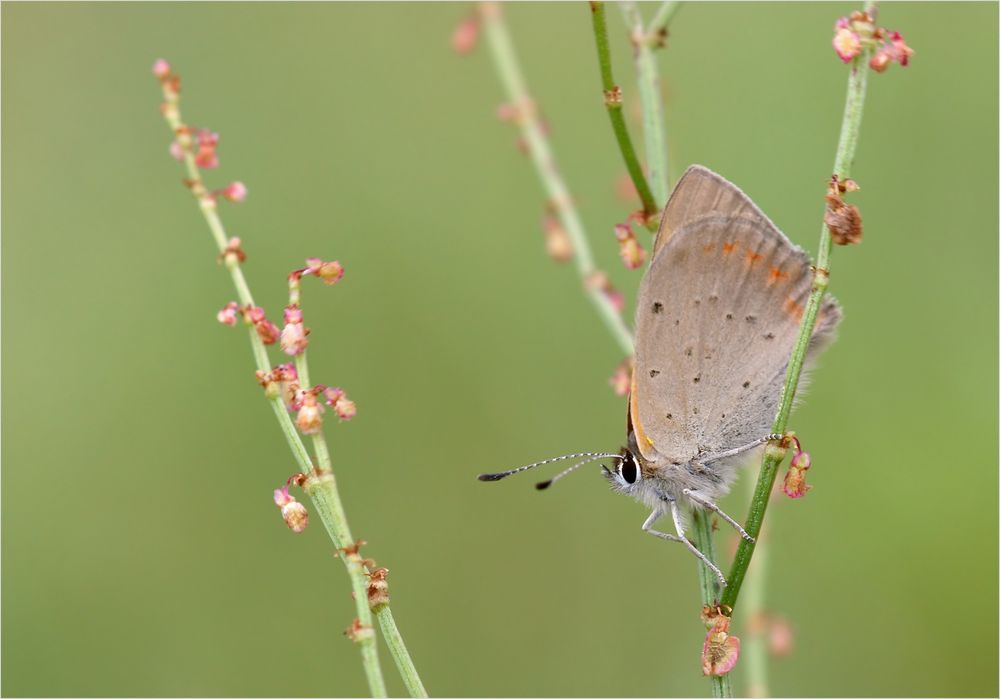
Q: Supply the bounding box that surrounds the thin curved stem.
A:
[481,2,634,356]
[720,0,877,610]
[589,1,660,223]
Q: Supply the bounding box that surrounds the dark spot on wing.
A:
[725,313,734,320]
[743,381,751,388]
[649,369,660,378]
[745,315,757,323]
[764,332,775,340]
[684,347,693,357]
[693,374,701,384]
[666,413,673,420]
[709,295,719,303]
[674,319,680,326]
[652,302,663,314]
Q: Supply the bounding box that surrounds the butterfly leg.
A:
[682,488,754,543]
[641,505,727,587]
[700,433,784,465]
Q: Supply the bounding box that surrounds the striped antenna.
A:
[477,452,623,483]
[535,453,620,490]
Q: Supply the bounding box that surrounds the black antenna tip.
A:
[535,480,552,490]
[478,473,506,482]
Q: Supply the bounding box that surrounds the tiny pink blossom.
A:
[609,361,631,397]
[832,26,862,63]
[296,393,324,434]
[306,258,345,285]
[586,271,625,313]
[614,223,646,270]
[334,397,356,421]
[783,449,812,498]
[169,141,185,161]
[256,319,280,345]
[543,215,573,263]
[451,14,480,56]
[217,301,239,326]
[152,59,171,79]
[274,486,309,533]
[889,31,913,66]
[246,305,267,324]
[767,616,794,658]
[701,615,741,677]
[280,323,308,356]
[221,181,247,203]
[323,386,345,406]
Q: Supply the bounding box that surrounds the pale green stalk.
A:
[159,79,426,698]
[647,1,682,42]
[618,1,670,204]
[481,2,634,356]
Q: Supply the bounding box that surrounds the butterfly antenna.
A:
[534,453,621,491]
[477,452,622,483]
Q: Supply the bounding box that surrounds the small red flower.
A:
[614,223,646,270]
[273,485,309,533]
[305,258,345,285]
[280,305,309,356]
[782,439,813,499]
[543,215,573,263]
[296,392,324,434]
[609,359,632,397]
[217,301,239,326]
[152,58,172,79]
[451,13,480,56]
[701,614,741,677]
[832,25,862,63]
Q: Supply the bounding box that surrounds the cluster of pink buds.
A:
[586,271,624,313]
[256,363,300,405]
[782,435,813,498]
[614,223,647,270]
[152,58,180,100]
[212,181,247,203]
[700,605,740,677]
[832,11,913,71]
[274,474,309,533]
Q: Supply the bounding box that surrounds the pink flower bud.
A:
[323,387,357,421]
[586,271,625,313]
[543,216,573,263]
[889,31,913,67]
[273,485,309,533]
[614,223,646,270]
[296,393,324,434]
[152,59,172,79]
[221,181,247,203]
[256,319,280,345]
[217,301,239,326]
[305,258,345,285]
[609,360,632,397]
[767,616,794,658]
[280,306,309,356]
[701,614,740,677]
[169,141,185,161]
[832,26,862,63]
[451,14,480,56]
[783,448,813,499]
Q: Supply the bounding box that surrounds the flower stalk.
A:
[481,2,634,357]
[589,1,660,225]
[155,64,425,698]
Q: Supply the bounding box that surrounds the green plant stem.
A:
[481,2,634,356]
[295,351,428,697]
[720,1,877,611]
[647,0,681,43]
[692,511,730,699]
[589,2,659,224]
[159,88,428,698]
[618,1,670,204]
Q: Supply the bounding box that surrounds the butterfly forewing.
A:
[632,166,841,467]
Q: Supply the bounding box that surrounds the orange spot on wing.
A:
[784,296,804,320]
[722,242,737,254]
[745,250,764,266]
[767,266,789,286]
[703,243,716,254]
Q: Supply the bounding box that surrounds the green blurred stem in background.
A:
[480,1,635,357]
[157,75,426,699]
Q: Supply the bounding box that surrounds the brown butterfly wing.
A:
[632,166,840,467]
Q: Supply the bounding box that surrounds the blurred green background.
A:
[3,2,997,697]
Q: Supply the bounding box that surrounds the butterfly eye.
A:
[617,455,640,485]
